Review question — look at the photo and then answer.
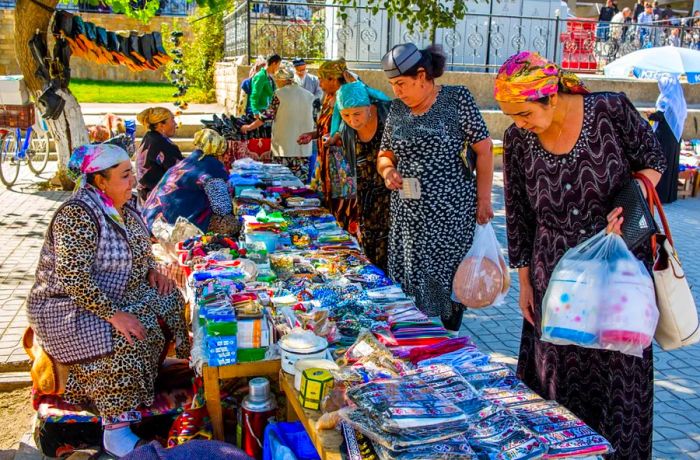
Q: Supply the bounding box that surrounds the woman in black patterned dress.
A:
[377,44,494,331]
[496,51,666,459]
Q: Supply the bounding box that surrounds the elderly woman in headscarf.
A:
[135,107,182,203]
[296,58,357,229]
[336,81,392,269]
[496,51,666,459]
[241,62,316,183]
[142,128,241,236]
[646,75,687,203]
[27,144,190,457]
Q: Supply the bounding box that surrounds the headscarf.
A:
[275,63,296,82]
[494,51,589,103]
[318,58,347,80]
[336,81,391,111]
[655,74,687,141]
[250,55,266,78]
[137,107,172,128]
[67,143,131,229]
[194,128,227,158]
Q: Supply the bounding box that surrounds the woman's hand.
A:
[297,132,314,145]
[241,124,254,134]
[383,167,403,190]
[476,197,494,225]
[518,278,535,326]
[148,268,175,296]
[606,207,624,236]
[108,311,146,345]
[323,133,341,148]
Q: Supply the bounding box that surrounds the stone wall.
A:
[215,61,700,138]
[0,9,192,83]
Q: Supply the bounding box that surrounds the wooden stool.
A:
[678,170,696,199]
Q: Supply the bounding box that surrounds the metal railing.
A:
[0,0,194,16]
[223,0,700,73]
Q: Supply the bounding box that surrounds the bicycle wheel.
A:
[0,131,20,187]
[27,129,50,175]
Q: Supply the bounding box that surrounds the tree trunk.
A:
[15,0,87,190]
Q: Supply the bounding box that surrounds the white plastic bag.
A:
[542,231,659,357]
[151,216,203,261]
[452,223,510,308]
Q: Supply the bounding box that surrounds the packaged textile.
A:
[542,231,658,357]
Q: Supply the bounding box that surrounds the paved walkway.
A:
[0,167,699,457]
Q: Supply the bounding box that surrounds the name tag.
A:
[399,178,422,200]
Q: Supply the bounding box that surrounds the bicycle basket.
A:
[0,103,35,130]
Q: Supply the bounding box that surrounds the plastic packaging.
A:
[452,223,510,308]
[542,231,659,357]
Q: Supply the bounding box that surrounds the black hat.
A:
[292,57,306,67]
[381,43,422,78]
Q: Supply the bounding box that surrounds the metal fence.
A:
[0,0,194,16]
[224,0,700,73]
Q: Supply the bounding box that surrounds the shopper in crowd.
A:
[633,0,645,21]
[293,57,323,100]
[27,143,190,458]
[238,58,266,116]
[336,80,392,270]
[250,54,282,115]
[597,0,617,41]
[611,7,632,40]
[135,107,182,204]
[653,0,661,18]
[495,51,666,459]
[142,129,241,235]
[637,2,655,44]
[667,26,682,45]
[242,63,316,182]
[647,75,687,203]
[377,43,494,332]
[298,58,356,228]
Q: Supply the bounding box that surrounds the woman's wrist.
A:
[380,165,395,180]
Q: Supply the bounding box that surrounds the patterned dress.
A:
[380,86,489,324]
[29,193,190,422]
[310,94,357,230]
[504,92,667,459]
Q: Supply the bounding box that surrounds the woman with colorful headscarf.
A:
[297,58,356,229]
[647,74,687,203]
[336,81,392,269]
[135,107,182,203]
[496,51,666,459]
[27,144,190,457]
[241,62,316,183]
[142,128,240,236]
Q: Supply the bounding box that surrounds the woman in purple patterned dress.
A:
[495,52,666,459]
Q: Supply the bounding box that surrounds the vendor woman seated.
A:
[27,144,190,457]
[142,128,241,235]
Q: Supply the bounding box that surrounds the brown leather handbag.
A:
[22,327,68,395]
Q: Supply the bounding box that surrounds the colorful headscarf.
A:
[275,63,296,82]
[318,58,347,80]
[137,107,173,127]
[194,128,226,157]
[337,81,391,111]
[68,143,131,229]
[494,51,589,103]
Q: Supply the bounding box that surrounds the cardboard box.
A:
[0,76,30,105]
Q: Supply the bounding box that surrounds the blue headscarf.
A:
[655,75,687,141]
[330,81,390,136]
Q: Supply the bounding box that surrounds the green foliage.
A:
[69,79,174,103]
[335,0,469,43]
[92,0,229,23]
[162,6,224,103]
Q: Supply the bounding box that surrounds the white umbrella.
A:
[603,46,700,83]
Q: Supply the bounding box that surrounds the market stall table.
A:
[280,372,343,460]
[204,359,282,440]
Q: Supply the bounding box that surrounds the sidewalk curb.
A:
[0,371,32,391]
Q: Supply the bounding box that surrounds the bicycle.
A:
[0,110,51,187]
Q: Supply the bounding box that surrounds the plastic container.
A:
[245,231,279,254]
